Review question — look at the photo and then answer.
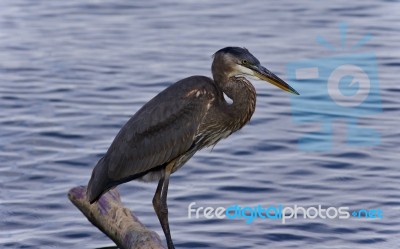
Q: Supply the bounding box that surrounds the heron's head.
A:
[212,47,299,95]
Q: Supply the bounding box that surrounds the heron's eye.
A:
[242,60,248,65]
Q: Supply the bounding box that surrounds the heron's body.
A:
[87,47,298,249]
[87,75,256,200]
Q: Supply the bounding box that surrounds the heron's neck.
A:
[217,76,256,130]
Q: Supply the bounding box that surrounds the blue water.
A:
[1,0,399,248]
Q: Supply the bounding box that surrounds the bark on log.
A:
[68,186,165,249]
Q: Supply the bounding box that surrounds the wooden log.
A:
[68,186,165,249]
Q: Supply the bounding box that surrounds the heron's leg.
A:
[153,162,175,249]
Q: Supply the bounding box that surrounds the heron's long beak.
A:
[253,65,299,95]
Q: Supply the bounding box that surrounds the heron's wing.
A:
[105,77,215,181]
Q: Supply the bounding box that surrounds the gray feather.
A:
[87,76,216,202]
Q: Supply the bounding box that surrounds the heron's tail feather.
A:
[87,157,111,204]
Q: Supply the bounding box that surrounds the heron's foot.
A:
[153,167,175,249]
[154,200,174,248]
[167,241,175,249]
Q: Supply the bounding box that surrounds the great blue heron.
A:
[87,47,299,248]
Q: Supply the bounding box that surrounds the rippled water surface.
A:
[1,0,399,248]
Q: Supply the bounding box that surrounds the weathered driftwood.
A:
[68,186,165,249]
